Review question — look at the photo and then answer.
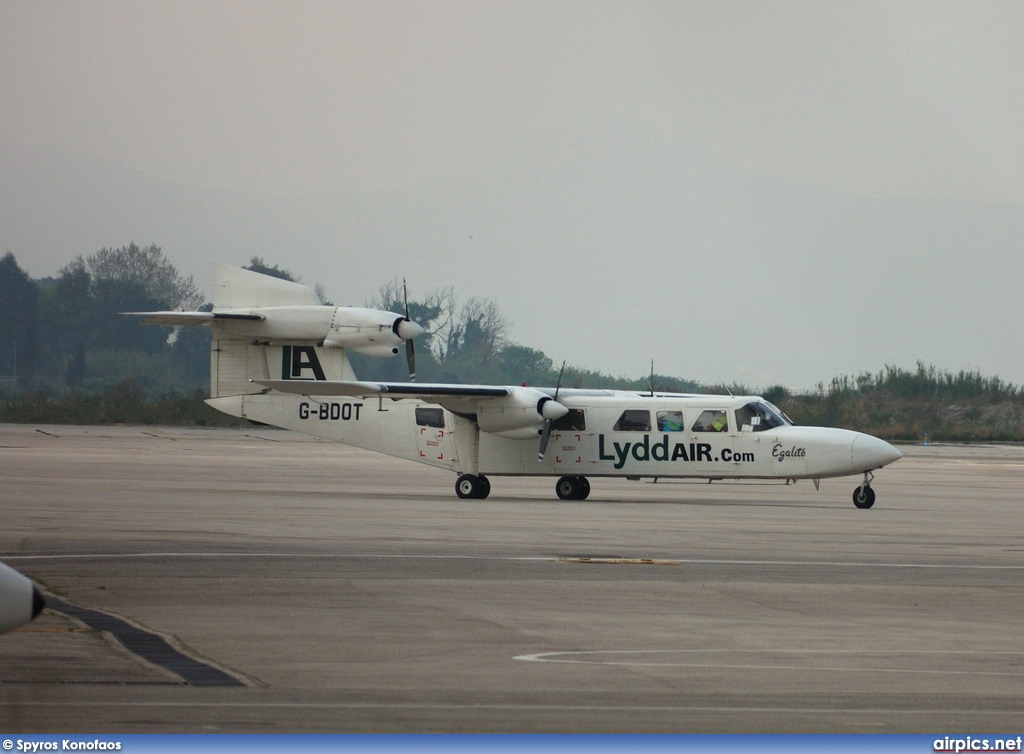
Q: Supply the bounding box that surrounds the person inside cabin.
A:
[657,411,685,432]
[693,409,728,432]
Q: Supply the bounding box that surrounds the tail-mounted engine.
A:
[200,305,424,357]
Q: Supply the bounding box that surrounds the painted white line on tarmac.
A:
[3,551,1024,570]
[513,649,1024,676]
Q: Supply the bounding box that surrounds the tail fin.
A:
[206,265,354,399]
[211,263,321,309]
[210,341,358,399]
[128,264,425,406]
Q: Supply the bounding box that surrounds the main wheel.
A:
[555,475,590,501]
[852,485,876,509]
[555,476,576,500]
[456,474,490,499]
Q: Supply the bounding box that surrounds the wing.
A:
[253,379,510,413]
[253,378,570,449]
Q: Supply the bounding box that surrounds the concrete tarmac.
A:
[1,424,1022,732]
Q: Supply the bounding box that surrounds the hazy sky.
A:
[3,1,1023,389]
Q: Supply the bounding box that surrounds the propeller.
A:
[403,279,416,381]
[388,278,422,381]
[537,361,566,462]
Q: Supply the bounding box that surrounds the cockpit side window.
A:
[736,401,789,432]
[692,409,729,433]
[613,409,651,432]
[553,409,586,431]
[415,407,445,428]
[657,410,685,432]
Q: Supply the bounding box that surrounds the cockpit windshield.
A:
[736,400,792,431]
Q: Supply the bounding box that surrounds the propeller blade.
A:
[537,418,553,462]
[537,362,567,462]
[406,338,416,381]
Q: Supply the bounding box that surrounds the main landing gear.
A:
[455,474,491,499]
[455,474,593,501]
[852,471,876,509]
[555,475,590,501]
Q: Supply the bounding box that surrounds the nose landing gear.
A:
[853,471,876,509]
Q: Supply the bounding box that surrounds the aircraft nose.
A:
[851,433,902,471]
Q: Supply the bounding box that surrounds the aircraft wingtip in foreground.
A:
[129,264,901,507]
[0,561,45,635]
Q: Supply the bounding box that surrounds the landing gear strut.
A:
[852,471,876,509]
[555,475,590,501]
[455,474,491,500]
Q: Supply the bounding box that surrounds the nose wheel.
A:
[853,471,876,509]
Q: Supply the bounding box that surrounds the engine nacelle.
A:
[323,307,424,350]
[210,306,424,356]
[477,387,569,439]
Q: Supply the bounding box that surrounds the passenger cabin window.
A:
[692,409,729,433]
[657,410,685,432]
[415,407,445,428]
[613,409,651,432]
[552,409,586,431]
[735,401,789,432]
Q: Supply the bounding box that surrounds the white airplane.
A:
[0,561,44,635]
[129,264,901,508]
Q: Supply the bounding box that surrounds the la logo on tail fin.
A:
[281,345,327,381]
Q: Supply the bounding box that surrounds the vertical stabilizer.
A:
[207,265,354,400]
[131,264,419,405]
[212,263,322,309]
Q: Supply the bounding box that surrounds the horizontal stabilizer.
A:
[122,311,263,326]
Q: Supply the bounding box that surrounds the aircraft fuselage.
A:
[211,391,900,483]
[133,265,901,506]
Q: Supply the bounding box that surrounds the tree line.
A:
[2,246,1022,441]
[0,244,700,397]
[0,245,209,396]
